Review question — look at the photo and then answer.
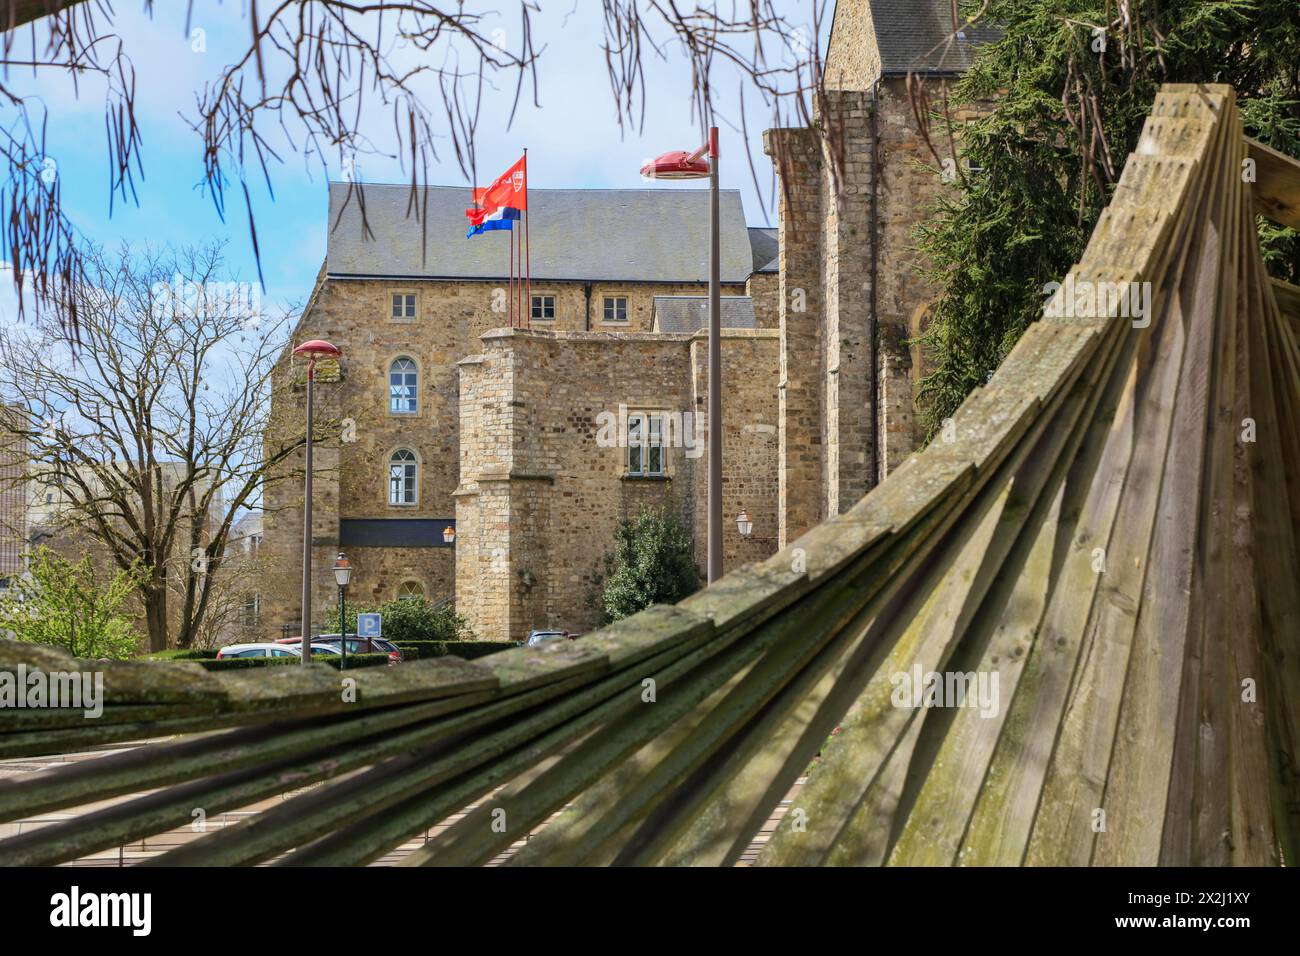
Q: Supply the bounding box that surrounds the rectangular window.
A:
[626,412,666,477]
[602,296,628,323]
[389,359,418,414]
[389,458,417,505]
[531,294,556,321]
[242,594,261,628]
[390,292,417,320]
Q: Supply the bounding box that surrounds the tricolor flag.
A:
[465,153,532,329]
[465,155,527,238]
[465,205,520,237]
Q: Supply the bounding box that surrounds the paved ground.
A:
[0,744,802,866]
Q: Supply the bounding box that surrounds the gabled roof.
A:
[832,0,1000,78]
[748,227,779,273]
[652,296,757,333]
[874,0,1000,73]
[325,183,756,284]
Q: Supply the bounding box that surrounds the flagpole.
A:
[524,148,532,330]
[509,223,516,328]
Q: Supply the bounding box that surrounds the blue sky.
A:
[4,1,828,319]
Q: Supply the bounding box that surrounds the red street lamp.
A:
[640,128,723,585]
[639,146,711,180]
[292,338,342,663]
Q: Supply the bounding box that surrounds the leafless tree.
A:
[2,1,836,336]
[0,242,301,651]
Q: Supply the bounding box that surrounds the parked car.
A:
[525,629,574,647]
[289,643,342,656]
[276,633,404,663]
[215,642,302,660]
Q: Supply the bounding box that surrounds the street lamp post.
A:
[641,126,723,583]
[292,339,342,664]
[333,552,352,670]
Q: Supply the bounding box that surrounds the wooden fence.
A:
[1,84,1298,866]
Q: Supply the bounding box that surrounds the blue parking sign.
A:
[357,613,382,637]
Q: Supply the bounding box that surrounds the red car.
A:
[276,633,404,663]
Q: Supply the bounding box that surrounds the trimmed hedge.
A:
[194,652,391,671]
[138,648,219,661]
[396,640,517,661]
[197,655,301,671]
[314,653,390,670]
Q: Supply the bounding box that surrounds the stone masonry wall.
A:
[820,88,876,514]
[457,328,779,642]
[873,76,963,469]
[764,126,825,548]
[261,273,751,640]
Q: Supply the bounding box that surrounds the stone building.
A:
[261,0,993,642]
[261,185,780,640]
[764,0,996,546]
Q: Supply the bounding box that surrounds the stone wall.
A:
[456,327,779,642]
[820,89,876,514]
[262,274,760,641]
[764,126,825,548]
[825,0,881,91]
[872,76,960,467]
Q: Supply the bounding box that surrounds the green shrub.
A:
[313,653,390,670]
[595,507,701,623]
[324,598,471,643]
[395,640,517,661]
[0,547,143,659]
[139,648,218,661]
[198,655,302,671]
[194,653,390,671]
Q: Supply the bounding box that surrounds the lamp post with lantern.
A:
[292,338,342,664]
[640,128,722,584]
[333,552,352,670]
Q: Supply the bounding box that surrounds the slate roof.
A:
[748,227,779,273]
[653,296,758,333]
[866,0,1001,75]
[326,183,756,283]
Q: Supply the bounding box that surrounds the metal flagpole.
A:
[707,126,722,585]
[509,223,515,328]
[524,149,532,330]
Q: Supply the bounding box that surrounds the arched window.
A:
[389,357,418,414]
[388,449,418,506]
[395,580,424,600]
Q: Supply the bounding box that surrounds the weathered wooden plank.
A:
[1247,137,1300,229]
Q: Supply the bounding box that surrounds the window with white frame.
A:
[396,580,424,600]
[602,296,629,323]
[389,357,418,414]
[242,594,261,628]
[390,292,418,320]
[626,412,665,477]
[530,294,556,322]
[389,449,418,505]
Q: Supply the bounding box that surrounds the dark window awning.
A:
[339,519,455,548]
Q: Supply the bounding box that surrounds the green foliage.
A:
[158,652,389,670]
[310,653,390,670]
[324,597,471,643]
[0,548,142,659]
[395,640,518,660]
[138,648,219,661]
[196,655,302,671]
[915,0,1300,435]
[597,507,701,623]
